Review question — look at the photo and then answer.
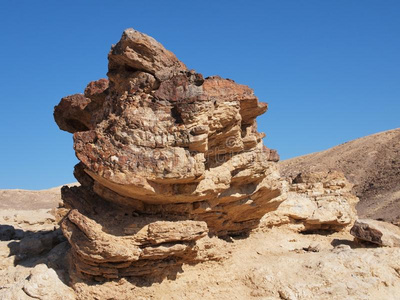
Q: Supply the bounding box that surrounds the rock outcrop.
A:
[264,171,358,232]
[351,219,400,247]
[54,28,284,281]
[279,128,400,225]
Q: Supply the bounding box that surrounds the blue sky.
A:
[0,0,399,189]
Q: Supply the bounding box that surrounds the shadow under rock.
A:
[219,231,250,243]
[71,261,186,288]
[331,238,379,249]
[301,229,337,236]
[0,224,27,241]
[1,224,71,285]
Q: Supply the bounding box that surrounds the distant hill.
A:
[0,183,78,210]
[279,128,400,224]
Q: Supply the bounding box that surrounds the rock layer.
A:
[264,171,358,232]
[54,28,284,280]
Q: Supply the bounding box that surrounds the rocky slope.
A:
[280,128,400,224]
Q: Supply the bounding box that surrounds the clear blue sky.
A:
[0,1,399,189]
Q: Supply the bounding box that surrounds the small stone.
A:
[303,243,321,252]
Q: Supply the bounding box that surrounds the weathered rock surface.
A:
[264,171,358,232]
[0,264,75,300]
[54,28,284,281]
[351,219,400,247]
[61,207,208,279]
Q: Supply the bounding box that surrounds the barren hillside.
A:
[0,183,78,210]
[280,128,400,223]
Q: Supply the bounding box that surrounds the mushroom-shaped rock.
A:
[54,28,284,281]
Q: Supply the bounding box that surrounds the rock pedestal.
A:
[54,28,284,280]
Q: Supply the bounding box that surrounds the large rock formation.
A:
[54,29,284,281]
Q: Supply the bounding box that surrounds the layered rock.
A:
[54,28,284,281]
[264,171,358,232]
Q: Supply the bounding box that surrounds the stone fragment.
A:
[351,219,400,247]
[303,243,321,252]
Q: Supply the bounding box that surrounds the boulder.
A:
[264,171,358,232]
[351,219,400,247]
[17,229,65,259]
[22,264,75,300]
